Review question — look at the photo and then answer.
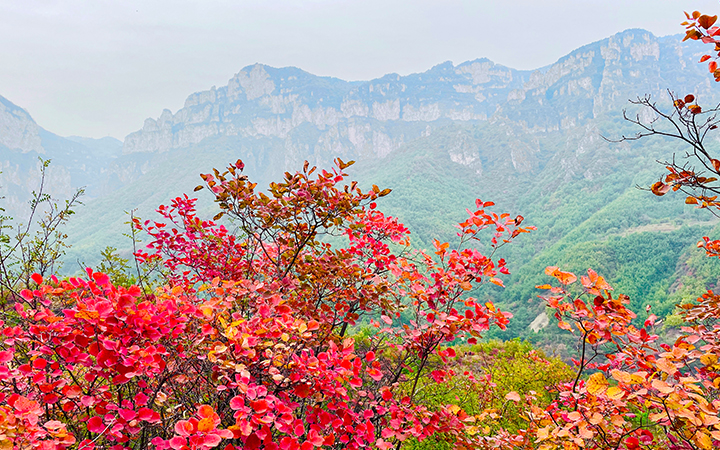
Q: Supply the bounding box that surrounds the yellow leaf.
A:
[606,386,625,400]
[586,372,608,395]
[695,431,713,450]
[700,353,718,366]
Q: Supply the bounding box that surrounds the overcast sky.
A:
[1,0,718,139]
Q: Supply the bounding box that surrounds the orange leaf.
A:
[546,267,577,285]
[700,55,712,62]
[489,278,504,287]
[686,196,699,205]
[197,417,215,433]
[685,29,703,41]
[651,181,671,196]
[655,358,678,375]
[695,432,714,450]
[698,14,718,29]
[651,378,674,395]
[712,159,720,172]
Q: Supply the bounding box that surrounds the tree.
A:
[0,158,83,309]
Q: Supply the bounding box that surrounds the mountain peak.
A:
[0,95,43,153]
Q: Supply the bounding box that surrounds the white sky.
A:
[0,0,718,139]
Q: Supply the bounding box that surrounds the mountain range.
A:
[2,28,720,343]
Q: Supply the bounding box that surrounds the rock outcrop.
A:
[121,30,713,177]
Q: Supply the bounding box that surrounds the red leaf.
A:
[119,409,136,421]
[382,389,393,401]
[92,272,110,286]
[251,399,268,414]
[293,384,311,399]
[229,396,244,410]
[87,416,105,433]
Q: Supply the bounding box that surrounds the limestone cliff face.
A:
[121,30,713,177]
[0,96,43,154]
[122,60,529,162]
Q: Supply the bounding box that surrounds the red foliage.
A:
[0,159,534,449]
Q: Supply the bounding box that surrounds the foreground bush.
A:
[0,159,536,449]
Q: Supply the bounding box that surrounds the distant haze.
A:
[0,0,717,139]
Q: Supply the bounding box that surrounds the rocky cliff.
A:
[121,30,714,174]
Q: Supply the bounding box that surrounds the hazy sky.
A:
[1,0,718,139]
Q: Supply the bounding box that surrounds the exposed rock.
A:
[118,30,710,173]
[0,96,43,154]
[529,311,550,333]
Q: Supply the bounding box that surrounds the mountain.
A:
[4,29,720,344]
[0,96,160,224]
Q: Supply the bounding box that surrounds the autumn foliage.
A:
[0,159,542,449]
